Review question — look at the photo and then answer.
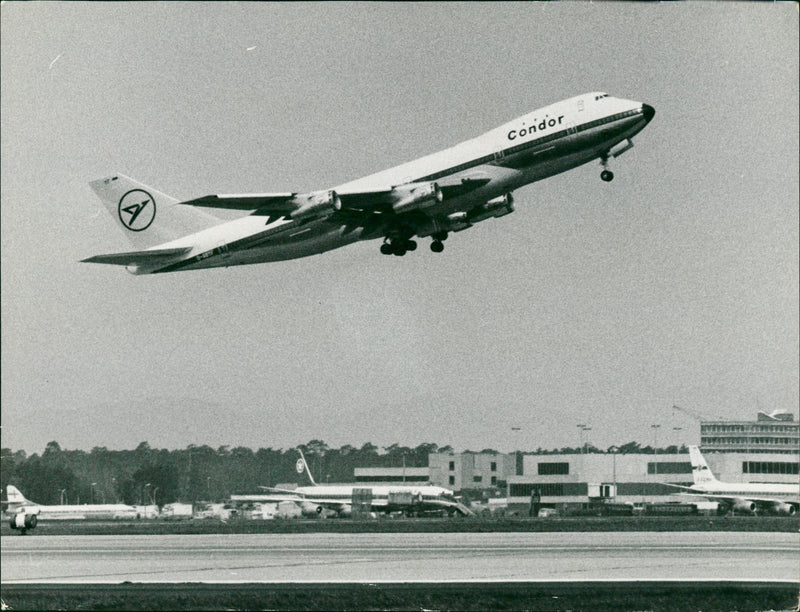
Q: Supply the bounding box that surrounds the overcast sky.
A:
[2,2,797,455]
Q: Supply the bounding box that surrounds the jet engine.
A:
[769,502,796,516]
[392,182,443,214]
[731,500,757,514]
[9,512,37,532]
[468,193,515,224]
[291,190,342,221]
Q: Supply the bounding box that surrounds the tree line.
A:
[1,440,686,506]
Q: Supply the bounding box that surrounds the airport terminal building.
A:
[351,412,798,511]
[354,452,517,491]
[506,411,798,511]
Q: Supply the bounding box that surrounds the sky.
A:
[2,2,798,455]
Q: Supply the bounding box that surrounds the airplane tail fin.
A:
[89,174,220,250]
[6,485,31,505]
[688,446,718,486]
[295,449,318,487]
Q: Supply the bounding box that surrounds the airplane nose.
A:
[642,103,655,123]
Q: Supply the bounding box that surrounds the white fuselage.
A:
[6,502,140,521]
[293,483,453,501]
[689,481,799,503]
[141,92,653,273]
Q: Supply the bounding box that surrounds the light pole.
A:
[651,424,661,502]
[60,489,67,505]
[207,476,211,501]
[91,482,97,504]
[152,487,159,506]
[577,424,592,454]
[608,446,619,499]
[511,426,523,478]
[144,483,151,507]
[672,427,682,453]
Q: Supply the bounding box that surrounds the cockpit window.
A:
[594,94,608,101]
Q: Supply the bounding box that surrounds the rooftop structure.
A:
[700,411,798,454]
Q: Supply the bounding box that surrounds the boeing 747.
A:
[83,92,654,273]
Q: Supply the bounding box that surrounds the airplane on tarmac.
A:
[669,447,799,516]
[230,449,473,517]
[3,485,140,534]
[83,92,655,274]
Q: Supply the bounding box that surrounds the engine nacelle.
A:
[392,182,443,214]
[290,190,342,221]
[10,512,37,531]
[731,499,757,514]
[445,211,471,232]
[770,502,796,516]
[469,193,515,224]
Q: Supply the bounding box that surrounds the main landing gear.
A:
[380,238,417,256]
[380,231,448,256]
[600,155,614,182]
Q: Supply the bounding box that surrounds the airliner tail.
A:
[296,448,318,486]
[688,446,718,486]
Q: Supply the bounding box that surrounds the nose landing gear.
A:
[600,155,614,182]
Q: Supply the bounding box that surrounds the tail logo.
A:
[296,458,305,474]
[118,189,156,232]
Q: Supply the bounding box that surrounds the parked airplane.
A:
[3,485,140,533]
[83,92,654,274]
[670,447,799,516]
[231,449,473,517]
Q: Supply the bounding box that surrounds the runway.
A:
[2,531,797,583]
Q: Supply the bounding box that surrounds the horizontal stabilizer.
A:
[82,247,192,266]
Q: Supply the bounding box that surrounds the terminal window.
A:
[449,461,455,471]
[647,462,693,475]
[491,462,497,472]
[509,482,587,497]
[742,461,799,475]
[538,462,569,475]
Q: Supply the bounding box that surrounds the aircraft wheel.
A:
[393,245,407,256]
[432,231,448,242]
[431,240,444,253]
[601,170,614,182]
[406,240,417,252]
[380,242,393,255]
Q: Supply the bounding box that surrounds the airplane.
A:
[3,485,140,533]
[668,447,799,516]
[230,449,474,517]
[83,92,655,274]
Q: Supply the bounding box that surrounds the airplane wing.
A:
[180,193,297,212]
[419,498,475,516]
[181,175,493,219]
[182,188,402,217]
[673,491,787,506]
[81,247,192,266]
